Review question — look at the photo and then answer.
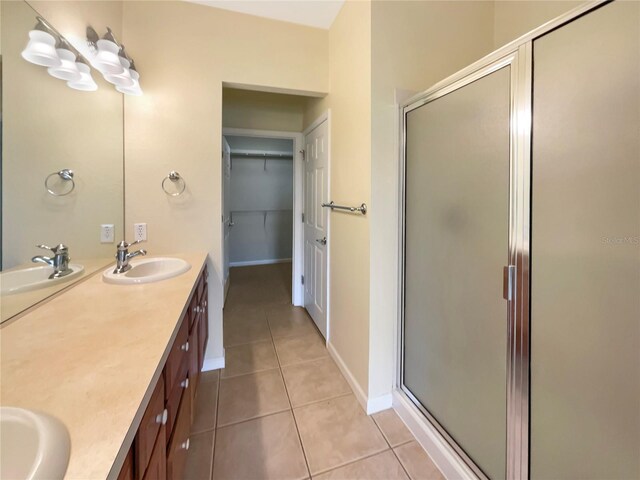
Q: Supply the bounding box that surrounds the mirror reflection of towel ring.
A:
[162,171,186,196]
[45,169,75,196]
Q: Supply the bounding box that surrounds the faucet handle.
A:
[37,244,68,254]
[117,239,144,251]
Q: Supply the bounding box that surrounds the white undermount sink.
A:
[0,407,70,480]
[0,264,84,296]
[102,257,191,285]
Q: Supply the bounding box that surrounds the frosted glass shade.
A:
[47,48,81,82]
[67,62,98,91]
[103,57,134,88]
[21,30,61,68]
[93,39,125,75]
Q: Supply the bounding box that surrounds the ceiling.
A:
[185,0,345,29]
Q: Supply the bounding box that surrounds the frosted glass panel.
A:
[403,67,510,480]
[531,2,640,479]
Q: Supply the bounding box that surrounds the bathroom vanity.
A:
[0,252,209,480]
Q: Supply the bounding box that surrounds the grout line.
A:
[290,391,354,410]
[267,306,313,480]
[310,446,391,477]
[371,411,413,480]
[209,369,221,480]
[219,365,281,381]
[279,353,332,370]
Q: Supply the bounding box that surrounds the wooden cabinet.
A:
[118,266,208,480]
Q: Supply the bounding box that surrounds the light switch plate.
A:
[101,224,115,243]
[134,223,147,242]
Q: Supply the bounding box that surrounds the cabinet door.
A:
[117,447,134,480]
[530,2,640,478]
[134,375,166,480]
[165,357,189,443]
[164,316,189,398]
[142,424,167,480]
[167,378,193,480]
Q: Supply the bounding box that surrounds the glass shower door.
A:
[403,64,512,480]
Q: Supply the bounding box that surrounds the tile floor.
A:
[184,263,444,480]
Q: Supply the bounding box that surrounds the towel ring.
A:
[45,169,75,196]
[162,171,186,196]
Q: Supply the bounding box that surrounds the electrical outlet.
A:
[100,224,115,243]
[134,223,147,242]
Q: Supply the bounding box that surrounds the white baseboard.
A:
[393,390,479,480]
[367,393,393,414]
[327,342,391,415]
[202,352,225,371]
[327,342,369,412]
[229,258,292,267]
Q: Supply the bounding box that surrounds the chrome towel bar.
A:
[321,201,367,215]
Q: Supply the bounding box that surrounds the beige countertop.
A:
[0,252,208,480]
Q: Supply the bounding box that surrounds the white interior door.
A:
[222,136,231,298]
[303,120,328,338]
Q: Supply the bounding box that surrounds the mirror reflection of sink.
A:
[102,257,191,285]
[0,407,71,480]
[0,264,84,296]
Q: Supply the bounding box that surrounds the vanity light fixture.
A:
[21,17,62,68]
[67,59,98,91]
[87,27,143,96]
[47,40,82,82]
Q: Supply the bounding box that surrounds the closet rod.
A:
[230,152,293,160]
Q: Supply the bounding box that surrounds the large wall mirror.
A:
[1,1,124,323]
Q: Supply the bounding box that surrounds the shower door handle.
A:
[503,265,515,301]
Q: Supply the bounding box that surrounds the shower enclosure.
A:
[399,1,640,478]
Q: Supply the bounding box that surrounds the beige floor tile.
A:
[184,430,214,480]
[223,313,271,347]
[218,369,290,427]
[372,409,414,447]
[394,442,444,480]
[200,369,219,383]
[221,340,279,378]
[192,376,219,434]
[294,395,387,475]
[267,306,316,339]
[282,357,352,407]
[274,332,328,366]
[191,381,218,434]
[213,411,308,480]
[313,450,409,480]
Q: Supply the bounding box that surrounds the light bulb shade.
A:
[116,79,143,96]
[47,48,81,82]
[21,30,62,67]
[103,56,135,87]
[93,39,125,75]
[67,62,98,91]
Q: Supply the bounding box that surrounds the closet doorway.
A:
[222,128,305,307]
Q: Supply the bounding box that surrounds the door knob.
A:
[316,237,327,246]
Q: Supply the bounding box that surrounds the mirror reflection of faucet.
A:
[113,240,147,274]
[31,244,73,279]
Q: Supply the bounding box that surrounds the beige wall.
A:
[493,0,587,48]
[223,88,307,132]
[303,0,372,396]
[2,1,123,270]
[123,1,328,363]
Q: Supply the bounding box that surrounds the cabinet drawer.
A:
[167,377,193,480]
[134,375,166,480]
[188,325,200,415]
[164,316,189,399]
[165,356,189,443]
[142,424,166,480]
[117,447,134,480]
[188,295,199,332]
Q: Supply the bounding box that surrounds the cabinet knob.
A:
[181,341,189,352]
[181,378,189,389]
[155,408,168,425]
[203,300,207,308]
[192,306,197,314]
[181,438,190,450]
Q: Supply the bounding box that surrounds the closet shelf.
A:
[229,209,293,228]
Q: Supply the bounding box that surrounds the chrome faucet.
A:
[113,239,147,274]
[32,244,72,279]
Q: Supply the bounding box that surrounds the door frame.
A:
[394,2,607,480]
[302,110,332,342]
[222,127,305,307]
